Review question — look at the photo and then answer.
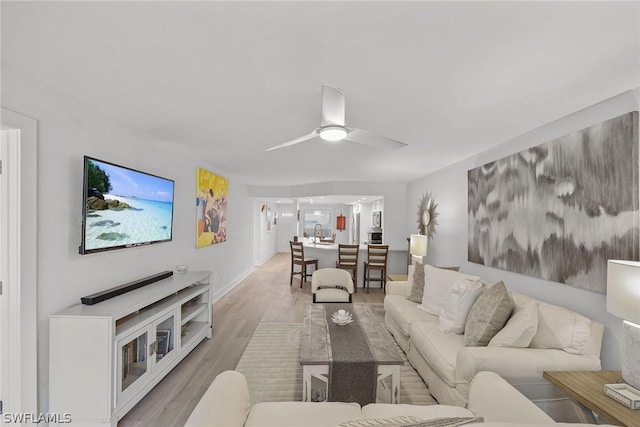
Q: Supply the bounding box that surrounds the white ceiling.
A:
[3,1,639,187]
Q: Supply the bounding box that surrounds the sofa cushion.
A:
[438,280,484,334]
[184,370,250,427]
[314,287,351,303]
[530,302,591,354]
[245,402,361,426]
[384,295,438,336]
[419,266,480,315]
[409,262,426,303]
[488,294,538,348]
[467,371,555,424]
[464,281,514,347]
[410,321,464,388]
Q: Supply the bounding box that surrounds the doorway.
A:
[0,128,20,414]
[1,108,38,416]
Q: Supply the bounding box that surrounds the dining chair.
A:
[289,241,318,288]
[363,244,389,293]
[336,244,359,293]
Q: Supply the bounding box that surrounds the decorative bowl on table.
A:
[331,309,353,326]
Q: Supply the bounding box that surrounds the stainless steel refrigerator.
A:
[351,212,360,244]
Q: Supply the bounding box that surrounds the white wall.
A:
[248,181,408,250]
[408,89,640,370]
[2,64,255,412]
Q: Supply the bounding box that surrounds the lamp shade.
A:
[409,234,428,258]
[607,260,640,325]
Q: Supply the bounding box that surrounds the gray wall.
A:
[408,89,640,370]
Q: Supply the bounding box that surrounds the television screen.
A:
[80,156,175,254]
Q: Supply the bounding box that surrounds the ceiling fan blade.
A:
[265,131,318,152]
[321,86,345,127]
[345,128,408,150]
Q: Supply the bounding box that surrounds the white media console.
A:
[49,270,213,426]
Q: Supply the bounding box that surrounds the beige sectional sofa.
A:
[384,265,604,413]
[186,369,612,427]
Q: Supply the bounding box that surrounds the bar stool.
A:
[335,244,360,293]
[290,241,318,288]
[363,245,389,293]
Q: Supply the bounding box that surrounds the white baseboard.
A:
[254,251,278,266]
[212,267,255,303]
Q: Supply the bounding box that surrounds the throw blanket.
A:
[324,303,377,405]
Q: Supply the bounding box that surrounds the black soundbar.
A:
[81,271,174,305]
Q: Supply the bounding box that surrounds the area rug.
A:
[235,322,436,406]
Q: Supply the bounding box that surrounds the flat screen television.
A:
[79,156,175,255]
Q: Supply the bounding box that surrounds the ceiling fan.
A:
[265,86,408,152]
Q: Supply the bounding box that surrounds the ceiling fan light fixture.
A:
[318,126,347,142]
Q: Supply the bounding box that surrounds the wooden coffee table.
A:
[300,303,404,404]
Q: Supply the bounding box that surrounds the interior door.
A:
[0,109,38,416]
[0,129,17,414]
[0,130,6,413]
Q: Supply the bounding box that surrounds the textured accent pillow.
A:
[488,298,538,347]
[340,417,483,427]
[438,279,484,334]
[409,261,426,303]
[437,266,461,272]
[530,302,591,354]
[419,266,480,315]
[339,415,424,427]
[464,281,514,347]
[408,418,483,427]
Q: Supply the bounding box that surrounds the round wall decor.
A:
[417,192,438,239]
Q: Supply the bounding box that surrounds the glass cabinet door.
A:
[154,312,177,368]
[117,326,151,405]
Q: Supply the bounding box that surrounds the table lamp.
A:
[606,260,640,390]
[409,234,428,265]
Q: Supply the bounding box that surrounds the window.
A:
[303,209,332,238]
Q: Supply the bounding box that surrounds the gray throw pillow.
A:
[409,262,426,303]
[464,281,514,347]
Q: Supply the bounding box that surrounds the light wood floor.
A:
[119,252,386,427]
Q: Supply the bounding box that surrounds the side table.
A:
[543,370,639,427]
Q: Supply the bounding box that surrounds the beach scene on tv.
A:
[84,158,174,252]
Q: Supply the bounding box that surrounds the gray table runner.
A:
[324,303,377,405]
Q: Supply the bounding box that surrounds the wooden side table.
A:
[543,370,639,427]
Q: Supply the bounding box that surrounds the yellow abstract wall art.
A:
[196,168,228,247]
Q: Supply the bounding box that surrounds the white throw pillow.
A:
[530,302,591,354]
[488,297,539,347]
[418,265,480,316]
[438,279,484,334]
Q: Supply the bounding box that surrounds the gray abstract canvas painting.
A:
[468,111,639,293]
